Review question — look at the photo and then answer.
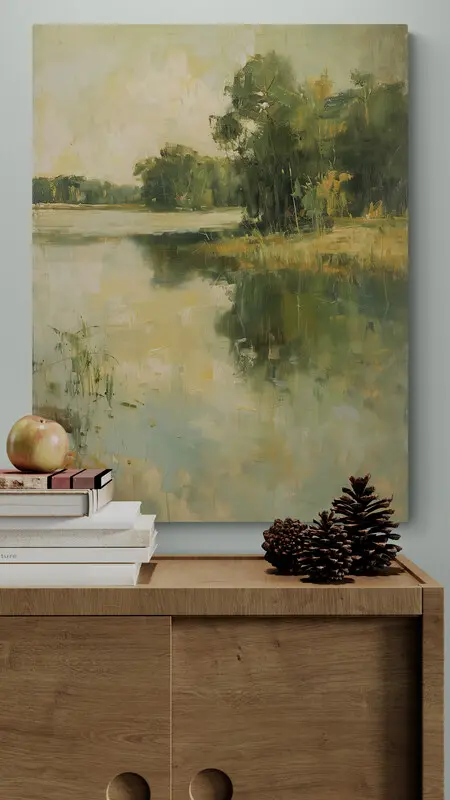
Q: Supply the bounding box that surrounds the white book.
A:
[0,480,114,517]
[0,520,156,548]
[0,501,142,530]
[0,541,157,563]
[0,562,142,587]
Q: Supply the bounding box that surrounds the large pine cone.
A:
[332,474,401,575]
[298,510,355,584]
[262,518,309,575]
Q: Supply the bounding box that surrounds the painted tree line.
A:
[134,147,241,211]
[33,52,407,233]
[135,53,407,230]
[32,175,141,206]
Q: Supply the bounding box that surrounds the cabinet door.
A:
[173,617,419,800]
[0,616,170,799]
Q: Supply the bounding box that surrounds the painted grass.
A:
[200,217,408,276]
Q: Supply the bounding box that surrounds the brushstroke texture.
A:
[32,25,408,521]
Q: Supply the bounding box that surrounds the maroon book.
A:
[50,469,85,490]
[71,469,112,490]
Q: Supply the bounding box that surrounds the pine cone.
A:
[262,517,309,575]
[298,510,354,583]
[332,474,401,575]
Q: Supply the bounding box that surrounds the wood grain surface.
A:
[422,586,445,800]
[0,557,442,799]
[0,558,422,616]
[0,616,170,799]
[396,555,442,587]
[172,617,420,800]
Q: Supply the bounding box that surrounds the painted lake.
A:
[33,207,408,521]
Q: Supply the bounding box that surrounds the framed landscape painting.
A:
[33,24,408,522]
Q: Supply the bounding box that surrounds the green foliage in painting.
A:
[32,25,409,521]
[33,52,407,229]
[33,321,117,455]
[32,176,56,204]
[33,175,141,205]
[211,53,408,231]
[50,320,116,404]
[330,74,408,215]
[134,145,241,210]
[211,52,317,231]
[80,179,141,205]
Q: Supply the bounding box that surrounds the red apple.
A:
[6,415,69,473]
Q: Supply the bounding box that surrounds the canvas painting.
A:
[33,24,408,522]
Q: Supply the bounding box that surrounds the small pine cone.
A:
[262,517,309,575]
[332,474,401,575]
[298,510,354,584]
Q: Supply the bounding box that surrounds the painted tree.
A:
[134,145,240,210]
[211,51,313,231]
[212,54,408,229]
[53,175,85,204]
[327,73,408,215]
[32,177,55,204]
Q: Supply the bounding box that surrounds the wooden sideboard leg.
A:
[422,586,444,800]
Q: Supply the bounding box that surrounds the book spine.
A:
[50,469,85,489]
[0,469,116,490]
[0,545,153,563]
[94,481,114,514]
[72,469,112,489]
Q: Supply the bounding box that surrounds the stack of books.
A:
[0,468,157,586]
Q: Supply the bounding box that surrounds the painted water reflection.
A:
[33,209,407,521]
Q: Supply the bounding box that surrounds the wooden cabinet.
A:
[172,617,419,800]
[0,617,170,799]
[0,556,443,800]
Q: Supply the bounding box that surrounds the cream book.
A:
[0,480,114,517]
[0,561,143,587]
[0,541,157,563]
[0,501,142,530]
[0,511,155,548]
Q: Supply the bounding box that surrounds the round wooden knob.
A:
[189,769,233,800]
[106,772,150,800]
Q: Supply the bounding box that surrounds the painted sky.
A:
[34,24,407,185]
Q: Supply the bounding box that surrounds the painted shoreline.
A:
[32,203,242,213]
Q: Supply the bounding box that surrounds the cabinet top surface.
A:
[144,556,423,589]
[0,555,439,616]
